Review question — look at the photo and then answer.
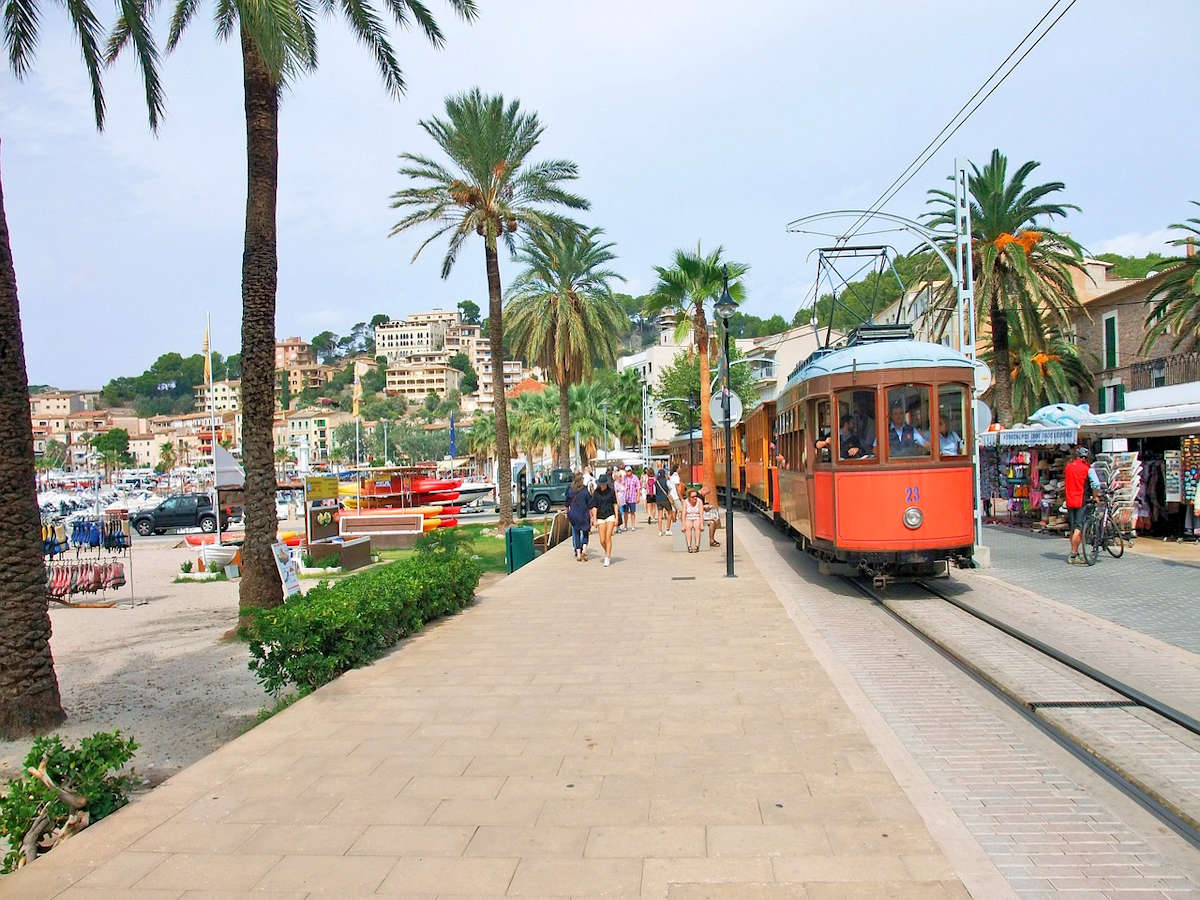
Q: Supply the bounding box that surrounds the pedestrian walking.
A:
[668,463,684,524]
[642,469,654,524]
[1064,445,1102,565]
[566,472,592,562]
[654,465,673,536]
[682,488,704,552]
[583,466,596,490]
[620,465,639,532]
[590,473,619,567]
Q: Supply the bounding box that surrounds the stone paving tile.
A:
[741,515,1200,899]
[979,525,1200,653]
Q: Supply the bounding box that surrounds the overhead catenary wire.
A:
[837,0,1080,244]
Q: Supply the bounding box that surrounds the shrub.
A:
[0,731,138,873]
[242,545,481,695]
[300,551,340,569]
[179,560,193,573]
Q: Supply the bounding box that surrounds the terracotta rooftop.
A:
[505,377,547,399]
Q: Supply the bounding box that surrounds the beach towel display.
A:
[41,511,134,608]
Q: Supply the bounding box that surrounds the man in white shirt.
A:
[668,464,683,521]
[888,403,927,457]
[938,417,964,455]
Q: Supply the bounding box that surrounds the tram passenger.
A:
[888,402,927,456]
[853,395,877,453]
[832,415,863,459]
[938,416,964,456]
[907,400,930,446]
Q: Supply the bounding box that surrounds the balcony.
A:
[1129,352,1200,391]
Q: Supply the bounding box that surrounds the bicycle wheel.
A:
[1105,519,1125,558]
[1080,519,1099,565]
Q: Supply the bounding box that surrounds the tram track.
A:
[842,574,1200,850]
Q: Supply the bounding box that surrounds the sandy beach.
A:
[1,539,267,788]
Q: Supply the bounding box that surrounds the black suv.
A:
[131,493,230,536]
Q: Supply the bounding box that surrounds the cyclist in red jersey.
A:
[1064,446,1102,565]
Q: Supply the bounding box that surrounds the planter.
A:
[177,572,221,582]
[298,566,343,577]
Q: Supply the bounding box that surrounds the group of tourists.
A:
[563,462,722,566]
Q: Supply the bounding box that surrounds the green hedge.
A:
[243,540,481,695]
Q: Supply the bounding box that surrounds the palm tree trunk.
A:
[556,378,570,468]
[989,300,1014,427]
[237,31,283,619]
[0,141,66,738]
[695,308,717,498]
[485,240,513,526]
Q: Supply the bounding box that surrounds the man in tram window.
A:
[814,426,832,462]
[853,394,876,453]
[938,413,964,456]
[907,400,931,446]
[888,401,927,456]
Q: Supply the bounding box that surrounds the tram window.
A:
[814,400,832,463]
[885,385,931,459]
[937,385,967,457]
[836,389,876,460]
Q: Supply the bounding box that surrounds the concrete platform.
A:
[2,527,977,898]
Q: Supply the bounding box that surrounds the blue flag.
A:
[449,413,456,458]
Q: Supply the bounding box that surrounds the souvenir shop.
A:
[979,416,1200,542]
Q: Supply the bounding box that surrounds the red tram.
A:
[772,327,975,576]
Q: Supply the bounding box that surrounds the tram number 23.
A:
[904,486,920,503]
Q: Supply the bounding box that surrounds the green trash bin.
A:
[505,525,536,574]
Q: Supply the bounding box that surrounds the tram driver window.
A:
[885,385,931,458]
[937,385,967,457]
[836,389,876,459]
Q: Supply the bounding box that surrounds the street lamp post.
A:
[687,400,698,484]
[713,267,738,578]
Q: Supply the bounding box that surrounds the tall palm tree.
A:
[389,89,588,527]
[0,0,161,739]
[507,390,558,473]
[1143,203,1200,352]
[1006,331,1095,422]
[922,149,1085,426]
[506,226,626,467]
[646,244,748,498]
[158,441,177,473]
[135,0,476,615]
[567,381,614,464]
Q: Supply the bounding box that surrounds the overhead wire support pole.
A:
[955,158,984,550]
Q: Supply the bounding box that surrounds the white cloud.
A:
[1092,228,1178,257]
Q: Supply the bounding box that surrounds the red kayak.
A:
[417,491,460,503]
[411,478,461,493]
[437,517,458,528]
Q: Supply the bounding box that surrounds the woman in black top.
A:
[653,466,672,536]
[565,472,591,562]
[590,473,619,568]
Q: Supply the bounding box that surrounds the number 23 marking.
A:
[905,486,920,502]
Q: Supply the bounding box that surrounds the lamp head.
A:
[714,267,737,321]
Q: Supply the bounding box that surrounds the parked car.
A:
[527,468,575,514]
[131,493,231,536]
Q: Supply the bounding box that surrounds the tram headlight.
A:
[903,506,923,530]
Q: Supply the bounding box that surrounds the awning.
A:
[1079,401,1200,439]
[978,426,1079,447]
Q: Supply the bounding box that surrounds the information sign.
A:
[709,390,744,427]
[272,542,303,598]
[305,476,339,501]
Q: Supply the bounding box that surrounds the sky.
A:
[3,0,1197,389]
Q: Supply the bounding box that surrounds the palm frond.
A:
[63,0,106,127]
[104,0,164,130]
[4,0,41,78]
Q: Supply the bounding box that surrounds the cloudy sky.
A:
[4,0,1196,388]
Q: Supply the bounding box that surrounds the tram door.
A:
[811,398,835,541]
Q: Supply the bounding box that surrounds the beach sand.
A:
[0,540,267,789]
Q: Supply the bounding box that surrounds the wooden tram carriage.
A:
[710,325,976,579]
[774,327,975,576]
[666,433,704,486]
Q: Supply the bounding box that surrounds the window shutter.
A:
[1097,389,1106,414]
[1115,384,1125,412]
[1104,317,1117,369]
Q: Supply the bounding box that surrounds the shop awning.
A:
[1079,401,1200,439]
[978,426,1079,447]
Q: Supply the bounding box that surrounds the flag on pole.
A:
[352,375,362,418]
[449,413,456,458]
[202,323,211,383]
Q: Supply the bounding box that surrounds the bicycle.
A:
[1080,492,1125,565]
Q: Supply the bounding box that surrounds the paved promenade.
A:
[2,527,979,899]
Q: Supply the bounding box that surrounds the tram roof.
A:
[788,340,974,386]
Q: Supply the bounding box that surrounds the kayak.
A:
[411,478,461,493]
[184,530,300,547]
[416,491,460,503]
[421,517,441,532]
[437,517,458,528]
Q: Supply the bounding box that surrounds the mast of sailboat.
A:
[205,312,222,546]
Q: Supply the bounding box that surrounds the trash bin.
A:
[505,525,535,574]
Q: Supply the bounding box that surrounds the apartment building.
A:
[385,361,463,400]
[29,391,98,418]
[280,408,352,462]
[275,337,315,368]
[374,310,459,363]
[193,378,242,412]
[616,313,695,445]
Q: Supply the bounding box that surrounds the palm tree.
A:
[0,0,161,739]
[922,149,1086,426]
[567,381,614,464]
[646,244,748,498]
[595,368,644,449]
[506,226,626,467]
[508,390,559,473]
[158,441,177,473]
[1143,203,1200,352]
[467,411,496,479]
[389,89,588,527]
[274,445,291,479]
[137,0,477,615]
[1006,331,1095,422]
